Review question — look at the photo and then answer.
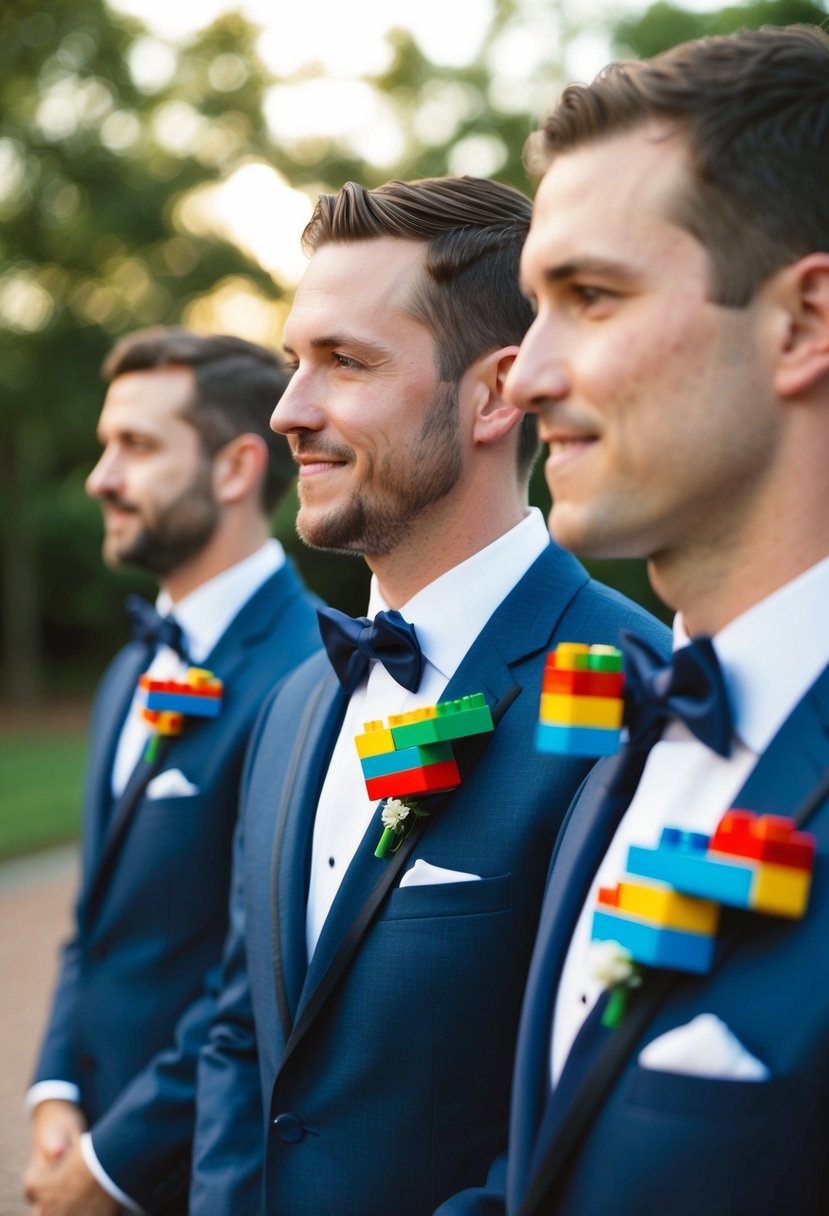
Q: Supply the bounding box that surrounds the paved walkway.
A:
[0,846,78,1215]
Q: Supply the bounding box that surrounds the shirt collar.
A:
[156,539,285,664]
[367,508,550,683]
[673,554,829,753]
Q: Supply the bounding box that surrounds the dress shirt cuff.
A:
[80,1133,146,1214]
[25,1080,82,1113]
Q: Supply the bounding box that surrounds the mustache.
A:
[291,435,356,464]
[100,492,139,513]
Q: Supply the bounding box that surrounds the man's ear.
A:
[773,253,829,399]
[468,346,525,447]
[211,433,269,505]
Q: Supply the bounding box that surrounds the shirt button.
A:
[328,857,335,868]
[273,1113,304,1143]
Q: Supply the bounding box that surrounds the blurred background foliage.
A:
[1,0,825,706]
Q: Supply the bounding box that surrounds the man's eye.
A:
[333,353,361,369]
[573,284,612,309]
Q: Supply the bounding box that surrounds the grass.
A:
[0,717,88,860]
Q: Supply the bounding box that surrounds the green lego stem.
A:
[374,827,396,859]
[601,986,629,1029]
[144,734,161,764]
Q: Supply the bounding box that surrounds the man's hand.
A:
[25,1099,85,1180]
[23,1137,119,1216]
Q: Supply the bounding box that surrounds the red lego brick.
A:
[597,885,621,907]
[365,758,461,800]
[709,809,816,871]
[541,668,625,698]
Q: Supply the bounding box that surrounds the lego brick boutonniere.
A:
[137,667,224,761]
[353,693,494,860]
[589,809,817,1025]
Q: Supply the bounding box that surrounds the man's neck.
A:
[161,525,271,604]
[650,538,829,638]
[366,502,527,610]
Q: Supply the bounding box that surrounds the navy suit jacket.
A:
[33,561,321,1214]
[190,543,670,1216]
[507,661,829,1216]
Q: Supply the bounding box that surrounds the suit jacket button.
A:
[79,1054,97,1070]
[273,1113,304,1143]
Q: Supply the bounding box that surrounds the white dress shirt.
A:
[28,539,286,1212]
[551,555,829,1085]
[306,508,550,959]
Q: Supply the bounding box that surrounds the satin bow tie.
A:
[317,605,424,695]
[125,594,189,661]
[619,629,732,757]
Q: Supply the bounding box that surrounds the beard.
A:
[102,462,220,576]
[295,381,463,556]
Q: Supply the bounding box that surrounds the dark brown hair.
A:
[101,327,294,512]
[529,24,829,305]
[303,176,539,478]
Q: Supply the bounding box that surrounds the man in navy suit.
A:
[500,25,829,1216]
[24,328,321,1214]
[190,176,668,1215]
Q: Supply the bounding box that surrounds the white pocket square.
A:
[399,859,481,888]
[638,1013,770,1081]
[145,768,200,800]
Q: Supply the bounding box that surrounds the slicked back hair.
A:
[101,327,294,513]
[528,24,829,306]
[303,176,539,479]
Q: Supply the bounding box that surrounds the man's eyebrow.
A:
[540,256,638,283]
[282,334,390,358]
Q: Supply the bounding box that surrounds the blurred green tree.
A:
[7,0,824,706]
[614,0,828,58]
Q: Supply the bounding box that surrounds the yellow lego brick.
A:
[539,693,624,729]
[387,705,438,728]
[616,880,720,934]
[750,861,812,918]
[355,722,395,759]
[552,643,591,671]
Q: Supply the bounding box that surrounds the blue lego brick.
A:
[535,721,621,757]
[592,908,715,974]
[143,691,222,717]
[627,831,755,907]
[359,740,455,780]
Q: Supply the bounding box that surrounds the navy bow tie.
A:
[125,594,189,661]
[317,605,424,695]
[619,629,732,757]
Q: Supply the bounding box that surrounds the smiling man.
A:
[189,177,668,1216]
[501,25,829,1216]
[25,328,321,1216]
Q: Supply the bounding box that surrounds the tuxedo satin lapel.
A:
[270,670,347,1041]
[84,738,172,922]
[732,662,829,819]
[85,642,151,880]
[508,745,647,1205]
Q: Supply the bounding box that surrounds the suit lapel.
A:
[508,745,649,1201]
[270,668,347,1042]
[519,663,829,1213]
[84,642,150,881]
